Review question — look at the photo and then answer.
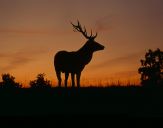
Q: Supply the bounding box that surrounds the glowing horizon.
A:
[0,0,163,87]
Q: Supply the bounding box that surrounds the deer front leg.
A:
[76,72,81,88]
[71,73,75,88]
[65,72,69,87]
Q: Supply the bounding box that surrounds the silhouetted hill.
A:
[0,86,163,117]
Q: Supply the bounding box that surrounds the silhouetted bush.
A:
[29,73,52,88]
[0,73,22,89]
[138,48,163,86]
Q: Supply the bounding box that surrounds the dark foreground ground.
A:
[0,86,163,118]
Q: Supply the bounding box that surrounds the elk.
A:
[54,21,104,88]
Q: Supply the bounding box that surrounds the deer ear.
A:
[87,39,94,45]
[90,38,95,41]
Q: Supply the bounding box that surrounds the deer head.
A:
[71,21,104,52]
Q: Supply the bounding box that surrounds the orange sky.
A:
[0,0,163,87]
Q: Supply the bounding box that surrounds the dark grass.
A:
[0,86,163,117]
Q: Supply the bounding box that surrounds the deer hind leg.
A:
[76,72,81,88]
[65,72,69,87]
[71,73,75,88]
[56,71,61,87]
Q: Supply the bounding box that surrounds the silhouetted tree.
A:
[0,73,22,88]
[29,73,52,88]
[138,48,163,86]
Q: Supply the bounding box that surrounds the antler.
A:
[71,20,97,39]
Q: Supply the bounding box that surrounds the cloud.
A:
[0,28,69,36]
[0,51,33,72]
[0,56,33,72]
[0,53,7,58]
[0,46,50,73]
[111,70,138,78]
[91,51,144,70]
[95,15,114,32]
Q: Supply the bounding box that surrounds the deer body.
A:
[54,21,104,87]
[55,50,92,73]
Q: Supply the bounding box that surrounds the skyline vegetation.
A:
[0,48,162,88]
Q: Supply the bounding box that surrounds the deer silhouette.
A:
[54,21,104,87]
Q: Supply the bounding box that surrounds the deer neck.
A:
[77,45,93,65]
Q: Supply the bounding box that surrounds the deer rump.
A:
[54,51,90,73]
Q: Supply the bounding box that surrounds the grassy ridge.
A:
[0,86,163,117]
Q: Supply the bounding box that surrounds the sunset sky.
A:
[0,0,163,87]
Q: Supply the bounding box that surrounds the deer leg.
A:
[76,72,81,88]
[65,72,69,87]
[71,73,75,88]
[56,71,61,87]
